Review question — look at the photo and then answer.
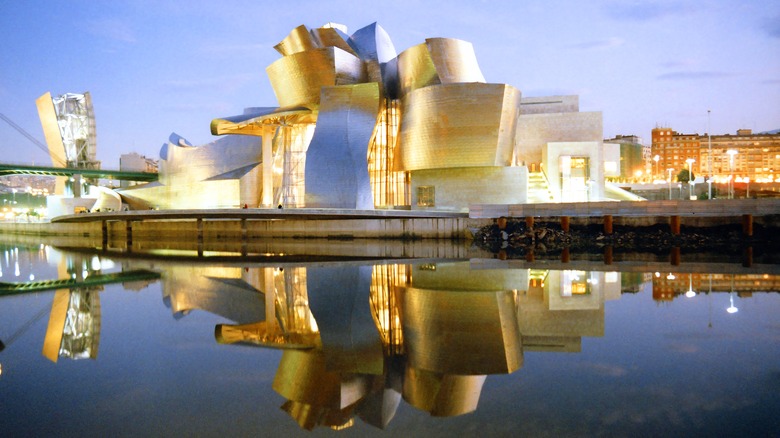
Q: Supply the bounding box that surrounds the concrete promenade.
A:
[1,208,472,241]
[0,200,777,245]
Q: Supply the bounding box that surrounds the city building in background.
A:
[118,152,158,189]
[603,135,648,182]
[651,127,780,183]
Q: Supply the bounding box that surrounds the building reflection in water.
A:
[178,261,618,430]
[9,244,775,431]
[42,253,107,362]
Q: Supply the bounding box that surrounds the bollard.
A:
[561,216,570,233]
[604,246,613,265]
[603,215,613,235]
[670,247,681,266]
[742,246,753,267]
[561,247,570,263]
[670,216,681,235]
[102,220,108,249]
[742,214,753,237]
[126,220,133,246]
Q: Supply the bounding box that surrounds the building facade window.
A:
[417,186,435,207]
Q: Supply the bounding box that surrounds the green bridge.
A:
[0,163,157,182]
[0,269,161,296]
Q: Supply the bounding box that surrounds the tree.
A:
[676,168,695,183]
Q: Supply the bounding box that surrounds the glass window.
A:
[417,186,435,207]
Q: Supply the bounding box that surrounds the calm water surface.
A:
[1,243,778,437]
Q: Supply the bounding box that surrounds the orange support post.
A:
[670,216,681,235]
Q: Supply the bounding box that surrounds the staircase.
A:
[527,171,556,203]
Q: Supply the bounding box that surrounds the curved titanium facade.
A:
[397,83,521,171]
[274,24,318,56]
[305,83,381,209]
[267,47,365,108]
[397,38,485,97]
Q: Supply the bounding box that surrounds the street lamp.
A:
[727,275,738,313]
[653,155,660,179]
[686,273,696,298]
[685,158,695,200]
[707,110,712,200]
[727,149,738,198]
[667,168,674,200]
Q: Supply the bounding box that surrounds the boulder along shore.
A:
[473,218,779,258]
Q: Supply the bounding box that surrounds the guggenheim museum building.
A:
[63,22,638,213]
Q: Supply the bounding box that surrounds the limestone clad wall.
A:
[516,111,603,166]
[410,166,528,212]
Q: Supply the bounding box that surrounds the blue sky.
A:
[1,0,778,168]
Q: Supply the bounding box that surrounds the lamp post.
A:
[707,110,712,200]
[727,274,738,314]
[685,158,695,200]
[667,168,674,200]
[653,155,660,179]
[727,149,738,198]
[686,273,696,298]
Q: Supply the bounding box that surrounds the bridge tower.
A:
[35,91,101,196]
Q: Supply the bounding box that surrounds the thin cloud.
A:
[604,1,694,22]
[568,37,624,50]
[657,71,734,80]
[88,18,137,43]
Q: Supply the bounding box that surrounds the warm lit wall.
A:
[516,111,603,168]
[542,141,604,201]
[410,166,528,212]
[397,83,521,171]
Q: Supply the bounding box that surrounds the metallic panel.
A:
[425,38,485,84]
[35,92,67,166]
[396,42,439,97]
[349,22,398,96]
[402,368,486,417]
[396,83,521,171]
[42,290,70,362]
[274,24,317,56]
[267,47,365,107]
[273,349,372,410]
[118,134,261,209]
[397,38,485,97]
[311,26,357,57]
[349,22,397,63]
[305,83,381,209]
[307,265,384,375]
[210,106,314,136]
[161,265,265,323]
[401,287,522,375]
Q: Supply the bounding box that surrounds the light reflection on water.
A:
[0,243,778,437]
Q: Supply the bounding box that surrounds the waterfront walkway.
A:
[51,208,467,223]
